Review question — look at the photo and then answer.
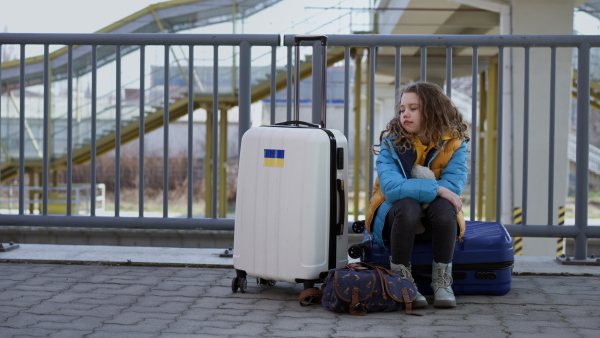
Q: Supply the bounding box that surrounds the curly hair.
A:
[373,82,469,155]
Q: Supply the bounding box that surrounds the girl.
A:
[365,81,469,308]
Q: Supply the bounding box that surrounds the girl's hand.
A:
[437,186,462,213]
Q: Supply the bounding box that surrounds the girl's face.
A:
[399,92,422,135]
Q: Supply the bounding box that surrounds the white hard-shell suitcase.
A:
[232,35,348,292]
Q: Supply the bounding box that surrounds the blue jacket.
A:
[369,137,468,248]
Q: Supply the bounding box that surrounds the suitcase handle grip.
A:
[294,35,328,46]
[274,120,321,128]
[336,179,345,235]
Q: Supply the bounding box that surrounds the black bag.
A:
[299,262,423,316]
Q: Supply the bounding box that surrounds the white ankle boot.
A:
[431,261,456,308]
[389,260,428,308]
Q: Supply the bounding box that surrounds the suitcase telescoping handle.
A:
[274,120,321,128]
[293,35,328,128]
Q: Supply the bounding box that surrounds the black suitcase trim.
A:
[266,123,342,271]
[412,260,514,272]
[412,260,514,281]
[322,128,341,270]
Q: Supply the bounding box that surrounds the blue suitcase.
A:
[348,220,514,296]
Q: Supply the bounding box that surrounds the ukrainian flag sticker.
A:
[264,149,285,167]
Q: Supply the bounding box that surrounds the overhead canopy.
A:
[373,0,588,82]
[0,0,283,89]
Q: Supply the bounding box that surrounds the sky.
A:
[1,1,167,34]
[0,0,598,35]
[0,0,370,35]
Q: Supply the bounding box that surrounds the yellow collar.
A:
[413,134,453,165]
[414,137,435,166]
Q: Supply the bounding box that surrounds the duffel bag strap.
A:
[349,287,367,316]
[298,287,323,306]
[401,288,423,316]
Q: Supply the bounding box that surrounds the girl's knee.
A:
[389,198,422,223]
[427,198,457,224]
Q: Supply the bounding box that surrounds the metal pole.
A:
[212,46,219,219]
[496,47,504,222]
[67,45,73,216]
[163,45,170,218]
[139,45,145,218]
[522,47,530,225]
[446,47,452,97]
[353,48,363,221]
[395,46,401,100]
[42,44,50,215]
[219,107,228,218]
[90,45,97,216]
[344,46,350,138]
[115,45,121,217]
[368,46,375,199]
[420,46,427,81]
[187,45,194,219]
[470,47,478,221]
[574,42,590,260]
[18,44,25,215]
[548,46,557,225]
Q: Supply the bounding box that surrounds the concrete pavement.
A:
[1,245,600,337]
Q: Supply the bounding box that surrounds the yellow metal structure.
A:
[513,207,523,255]
[484,57,498,222]
[556,205,566,256]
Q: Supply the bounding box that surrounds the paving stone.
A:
[69,283,151,296]
[27,301,97,316]
[195,322,270,337]
[147,285,206,298]
[106,311,179,325]
[94,318,173,334]
[2,313,78,329]
[85,331,159,338]
[1,262,599,338]
[47,329,96,338]
[162,318,210,334]
[0,327,59,337]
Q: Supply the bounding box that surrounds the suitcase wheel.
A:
[231,277,239,292]
[351,220,365,234]
[257,278,276,286]
[240,277,247,293]
[348,244,363,259]
[232,277,248,293]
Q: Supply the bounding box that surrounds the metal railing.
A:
[568,133,600,175]
[0,33,280,230]
[1,33,599,260]
[0,184,106,215]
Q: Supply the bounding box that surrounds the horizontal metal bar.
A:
[504,225,585,238]
[283,34,600,47]
[0,215,234,231]
[586,226,600,238]
[0,33,281,46]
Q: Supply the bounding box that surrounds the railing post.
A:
[574,42,590,261]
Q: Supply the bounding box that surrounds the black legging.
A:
[383,197,458,266]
